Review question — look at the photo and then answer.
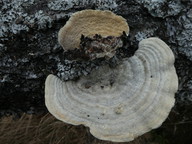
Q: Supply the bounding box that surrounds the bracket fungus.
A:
[45,10,178,142]
[58,10,130,60]
[45,34,178,141]
[58,10,129,51]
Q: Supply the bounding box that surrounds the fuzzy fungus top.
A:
[45,37,178,142]
[58,9,129,50]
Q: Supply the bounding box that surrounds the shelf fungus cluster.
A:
[45,10,178,142]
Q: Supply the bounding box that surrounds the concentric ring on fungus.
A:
[45,37,178,142]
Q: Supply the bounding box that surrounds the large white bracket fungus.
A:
[45,37,178,142]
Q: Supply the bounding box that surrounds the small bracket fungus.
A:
[45,37,178,142]
[59,9,129,51]
[58,10,130,60]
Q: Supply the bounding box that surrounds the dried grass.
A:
[0,113,157,144]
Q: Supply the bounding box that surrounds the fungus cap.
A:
[45,38,178,142]
[58,10,129,50]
